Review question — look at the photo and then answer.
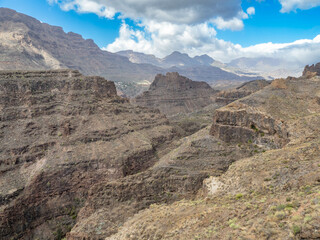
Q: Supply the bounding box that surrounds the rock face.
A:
[0,69,176,239]
[303,62,320,76]
[134,72,218,116]
[211,75,320,149]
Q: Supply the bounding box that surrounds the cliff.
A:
[0,69,176,239]
[134,72,218,116]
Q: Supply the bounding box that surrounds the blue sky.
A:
[0,0,320,63]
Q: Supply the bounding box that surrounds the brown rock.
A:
[133,72,218,116]
[0,69,175,239]
[303,62,320,77]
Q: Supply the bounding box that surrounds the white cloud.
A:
[49,0,320,67]
[279,0,320,12]
[217,35,320,66]
[212,16,244,31]
[48,0,116,18]
[106,21,219,57]
[106,22,320,66]
[246,7,255,15]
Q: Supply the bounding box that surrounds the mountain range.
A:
[0,7,260,96]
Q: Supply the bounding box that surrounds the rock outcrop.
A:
[134,72,218,116]
[0,69,176,239]
[215,79,270,105]
[303,62,320,77]
[211,75,320,148]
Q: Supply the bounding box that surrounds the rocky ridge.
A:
[303,62,320,77]
[0,8,163,86]
[134,72,218,116]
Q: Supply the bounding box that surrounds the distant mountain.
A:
[0,8,164,83]
[116,50,162,66]
[117,50,216,68]
[0,7,260,97]
[116,50,260,84]
[193,54,215,66]
[228,57,303,78]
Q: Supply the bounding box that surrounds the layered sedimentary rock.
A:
[215,79,270,105]
[67,126,256,240]
[0,70,176,239]
[0,69,258,240]
[134,72,218,116]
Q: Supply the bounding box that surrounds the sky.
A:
[0,0,320,64]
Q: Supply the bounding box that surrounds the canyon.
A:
[0,64,319,239]
[0,6,320,240]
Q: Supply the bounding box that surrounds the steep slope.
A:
[0,70,176,239]
[133,72,218,116]
[103,71,320,240]
[0,8,164,84]
[215,79,271,104]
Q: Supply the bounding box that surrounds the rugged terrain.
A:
[0,69,178,239]
[108,67,320,240]
[1,62,319,240]
[0,69,264,240]
[133,72,218,117]
[215,79,271,105]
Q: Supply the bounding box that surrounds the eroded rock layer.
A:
[134,72,218,116]
[215,79,270,105]
[0,70,176,239]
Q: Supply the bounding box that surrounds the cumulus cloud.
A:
[279,0,320,12]
[106,21,219,57]
[106,22,320,66]
[49,0,320,67]
[48,0,242,24]
[246,7,255,15]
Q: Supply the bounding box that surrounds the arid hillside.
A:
[104,68,320,240]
